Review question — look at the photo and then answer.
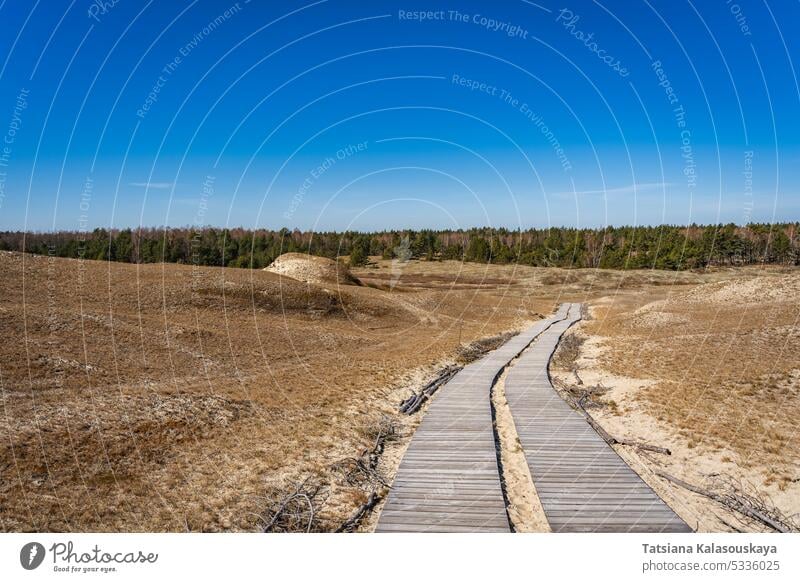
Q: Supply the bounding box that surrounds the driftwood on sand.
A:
[573,394,672,455]
[655,471,797,533]
[399,366,461,414]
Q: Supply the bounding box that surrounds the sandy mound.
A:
[679,273,800,305]
[629,310,690,328]
[264,253,360,286]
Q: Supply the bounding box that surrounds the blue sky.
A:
[0,0,798,231]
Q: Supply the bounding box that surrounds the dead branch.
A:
[366,415,398,465]
[654,471,798,533]
[716,474,800,533]
[256,476,329,533]
[334,456,389,488]
[335,490,382,533]
[400,365,461,414]
[255,417,397,533]
[400,331,520,415]
[457,331,518,365]
[333,415,397,490]
[332,416,398,532]
[566,386,672,455]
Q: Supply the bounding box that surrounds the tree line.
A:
[0,223,797,270]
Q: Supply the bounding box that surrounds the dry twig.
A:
[334,415,398,532]
[256,476,329,533]
[400,366,460,414]
[552,376,672,456]
[655,471,799,533]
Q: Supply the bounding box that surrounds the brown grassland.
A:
[1,250,797,531]
[550,270,800,531]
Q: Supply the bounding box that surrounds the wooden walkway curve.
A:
[504,303,692,532]
[375,311,568,532]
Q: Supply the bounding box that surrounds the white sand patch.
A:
[556,324,800,532]
[680,274,800,305]
[265,253,360,286]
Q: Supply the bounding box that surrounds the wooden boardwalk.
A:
[504,303,692,532]
[375,311,568,532]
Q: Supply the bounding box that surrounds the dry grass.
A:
[586,272,800,484]
[2,250,797,532]
[544,267,800,530]
[0,252,553,531]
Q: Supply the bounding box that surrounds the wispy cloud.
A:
[128,181,174,190]
[564,182,673,196]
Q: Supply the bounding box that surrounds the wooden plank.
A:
[375,309,570,533]
[504,303,692,533]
